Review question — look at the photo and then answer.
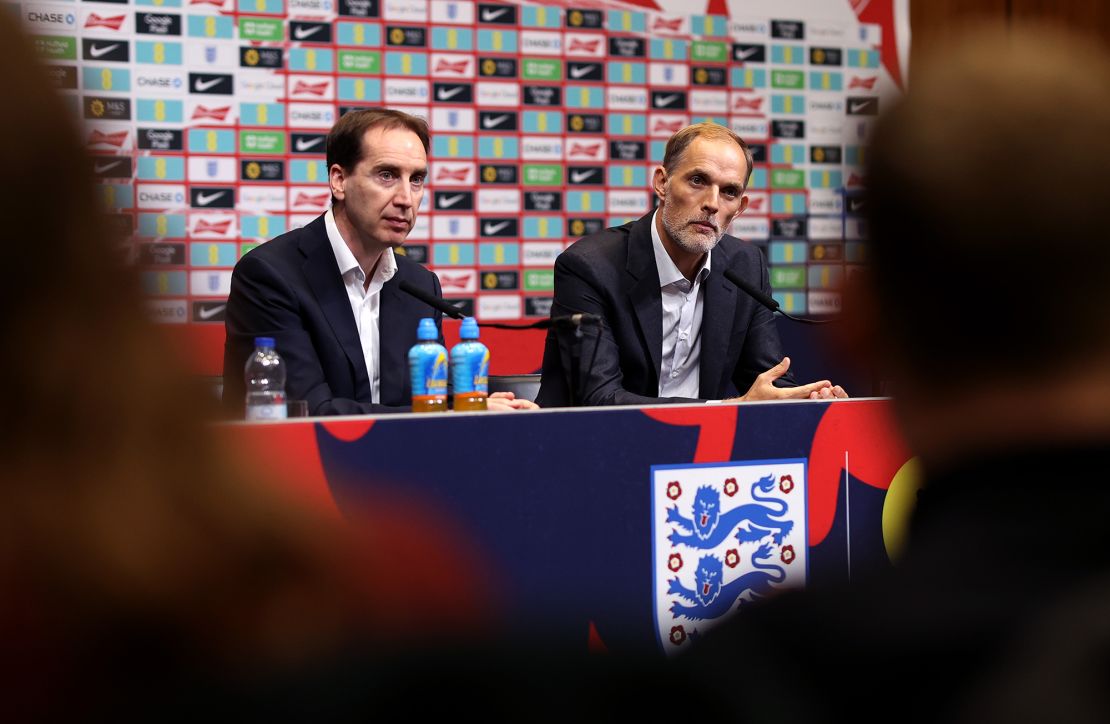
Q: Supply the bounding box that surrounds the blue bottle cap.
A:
[255,337,275,348]
[459,317,480,340]
[416,318,439,341]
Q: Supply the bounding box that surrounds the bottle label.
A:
[246,403,287,421]
[409,344,449,397]
[450,342,489,395]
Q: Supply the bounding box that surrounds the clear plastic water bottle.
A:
[244,337,287,421]
[451,317,489,411]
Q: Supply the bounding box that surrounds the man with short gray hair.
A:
[537,122,846,407]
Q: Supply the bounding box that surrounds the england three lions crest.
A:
[651,460,808,654]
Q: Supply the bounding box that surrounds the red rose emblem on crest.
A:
[723,477,738,497]
[779,474,795,494]
[668,553,683,572]
[669,626,687,645]
[724,549,741,568]
[780,545,796,564]
[666,481,682,500]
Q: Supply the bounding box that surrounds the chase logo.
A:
[651,462,807,654]
[190,186,235,209]
[24,8,77,30]
[82,39,129,62]
[523,85,560,106]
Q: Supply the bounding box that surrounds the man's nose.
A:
[701,186,720,213]
[393,180,414,208]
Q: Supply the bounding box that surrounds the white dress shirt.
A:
[324,208,397,404]
[651,210,710,399]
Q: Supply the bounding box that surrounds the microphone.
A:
[399,280,465,319]
[398,280,601,330]
[723,268,832,325]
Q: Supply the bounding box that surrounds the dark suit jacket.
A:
[223,214,442,417]
[537,211,793,407]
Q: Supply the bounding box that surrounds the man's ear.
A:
[651,165,667,202]
[329,163,346,201]
[723,194,749,229]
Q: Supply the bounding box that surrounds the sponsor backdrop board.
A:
[22,0,908,374]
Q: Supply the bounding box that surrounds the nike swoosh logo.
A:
[195,191,226,206]
[569,65,595,79]
[295,137,324,151]
[734,46,760,60]
[94,161,123,173]
[89,43,120,58]
[570,170,597,183]
[482,114,509,129]
[655,94,679,107]
[481,7,509,21]
[198,304,226,320]
[483,221,511,234]
[849,101,872,113]
[293,25,323,40]
[194,77,224,92]
[436,86,465,100]
[848,198,865,212]
[438,194,465,208]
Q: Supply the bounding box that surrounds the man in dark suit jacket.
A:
[538,123,846,407]
[223,215,442,416]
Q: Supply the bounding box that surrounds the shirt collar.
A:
[324,207,397,285]
[650,209,711,288]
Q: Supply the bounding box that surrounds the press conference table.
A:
[223,398,912,655]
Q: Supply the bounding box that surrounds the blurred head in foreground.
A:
[0,12,487,718]
[854,24,1110,470]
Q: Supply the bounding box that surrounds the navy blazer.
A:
[537,211,793,407]
[223,214,442,416]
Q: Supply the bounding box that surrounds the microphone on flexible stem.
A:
[723,269,833,325]
[398,280,602,329]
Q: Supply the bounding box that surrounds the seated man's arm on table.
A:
[548,251,700,407]
[224,252,404,417]
[727,252,845,402]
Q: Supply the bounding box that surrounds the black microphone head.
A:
[723,268,780,312]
